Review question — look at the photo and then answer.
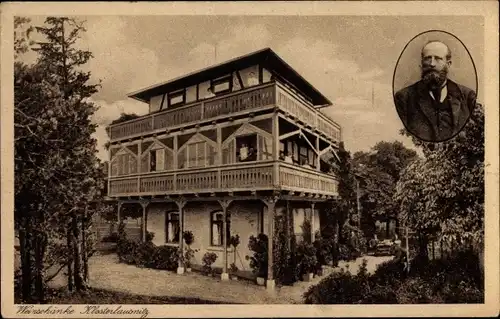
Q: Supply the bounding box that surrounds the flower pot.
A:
[186,268,192,273]
[231,275,239,281]
[256,277,266,286]
[302,273,314,282]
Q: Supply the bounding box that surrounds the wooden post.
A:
[315,136,320,171]
[218,199,233,281]
[176,198,187,274]
[356,179,361,231]
[263,195,279,291]
[117,201,122,225]
[310,202,316,242]
[140,201,149,242]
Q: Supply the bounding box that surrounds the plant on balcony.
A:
[296,241,317,282]
[247,233,268,285]
[202,252,217,276]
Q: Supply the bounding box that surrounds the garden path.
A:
[48,253,393,304]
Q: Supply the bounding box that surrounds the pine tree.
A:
[15,17,104,301]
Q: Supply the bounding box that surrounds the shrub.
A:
[229,262,238,274]
[296,241,317,276]
[303,249,484,304]
[202,252,217,275]
[247,233,268,278]
[116,228,178,271]
[183,230,194,246]
[101,232,119,243]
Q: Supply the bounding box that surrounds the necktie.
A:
[432,89,441,102]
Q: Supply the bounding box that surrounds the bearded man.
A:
[394,40,476,142]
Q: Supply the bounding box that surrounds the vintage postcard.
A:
[1,1,498,318]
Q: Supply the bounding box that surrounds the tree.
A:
[15,17,103,302]
[352,141,418,238]
[394,103,484,259]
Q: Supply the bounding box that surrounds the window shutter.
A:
[129,155,137,174]
[156,149,165,171]
[222,139,235,164]
[165,149,173,170]
[141,154,149,173]
[178,148,187,169]
[111,160,118,176]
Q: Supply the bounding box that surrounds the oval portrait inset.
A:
[393,30,477,143]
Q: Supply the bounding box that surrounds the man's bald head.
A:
[421,40,452,61]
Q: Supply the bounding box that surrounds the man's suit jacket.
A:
[394,79,476,141]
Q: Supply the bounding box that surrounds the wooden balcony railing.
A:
[108,82,341,143]
[276,82,341,143]
[279,162,338,195]
[108,161,338,197]
[108,84,276,141]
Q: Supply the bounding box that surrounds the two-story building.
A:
[105,48,341,290]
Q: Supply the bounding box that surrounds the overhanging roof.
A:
[128,47,332,106]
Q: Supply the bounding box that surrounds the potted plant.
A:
[202,252,217,277]
[247,234,268,286]
[296,241,317,282]
[229,263,239,281]
[183,230,197,272]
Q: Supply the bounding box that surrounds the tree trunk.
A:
[72,214,85,291]
[19,219,33,303]
[34,231,47,303]
[66,226,74,292]
[82,210,89,283]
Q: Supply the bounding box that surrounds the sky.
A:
[20,15,484,161]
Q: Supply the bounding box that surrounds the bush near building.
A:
[303,249,483,304]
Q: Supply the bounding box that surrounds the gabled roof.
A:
[128,47,332,106]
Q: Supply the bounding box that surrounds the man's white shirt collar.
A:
[429,82,448,103]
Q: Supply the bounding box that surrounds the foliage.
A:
[247,234,268,278]
[229,234,240,248]
[395,104,485,252]
[14,17,104,302]
[101,232,119,243]
[296,242,318,276]
[201,252,218,275]
[110,113,140,125]
[229,262,239,274]
[303,250,483,304]
[352,141,418,236]
[313,236,332,267]
[183,230,194,246]
[116,227,178,271]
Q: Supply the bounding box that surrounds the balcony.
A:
[108,161,338,198]
[107,82,341,143]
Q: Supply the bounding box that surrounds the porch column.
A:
[311,202,316,242]
[175,198,187,274]
[218,199,233,281]
[315,135,320,171]
[117,201,123,224]
[263,195,279,291]
[140,200,149,242]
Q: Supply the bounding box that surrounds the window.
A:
[178,138,216,169]
[211,75,232,95]
[210,211,231,246]
[236,134,257,162]
[299,146,308,166]
[168,89,185,107]
[166,212,180,243]
[111,152,137,176]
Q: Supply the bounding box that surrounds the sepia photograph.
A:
[393,30,478,142]
[1,1,499,318]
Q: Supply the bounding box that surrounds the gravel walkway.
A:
[48,253,393,304]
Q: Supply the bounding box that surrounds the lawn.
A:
[40,287,236,304]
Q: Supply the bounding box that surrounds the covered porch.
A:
[111,191,334,290]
